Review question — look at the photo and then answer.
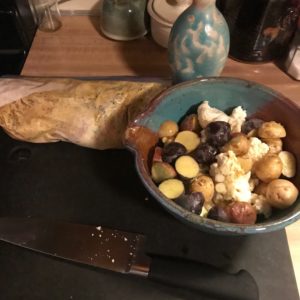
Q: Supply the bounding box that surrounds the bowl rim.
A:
[125,77,300,235]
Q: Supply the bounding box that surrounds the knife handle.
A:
[148,256,259,300]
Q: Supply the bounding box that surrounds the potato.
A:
[158,179,185,199]
[161,136,175,145]
[152,146,163,163]
[175,155,200,179]
[151,162,176,183]
[228,202,257,225]
[179,114,201,132]
[261,138,282,154]
[174,130,200,153]
[258,121,286,139]
[207,204,232,222]
[222,133,250,156]
[246,129,258,138]
[158,120,178,138]
[249,178,259,191]
[190,174,214,202]
[254,154,283,183]
[237,157,253,173]
[266,179,299,209]
[279,151,296,178]
[254,182,268,196]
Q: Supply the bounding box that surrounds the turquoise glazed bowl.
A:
[124,77,300,235]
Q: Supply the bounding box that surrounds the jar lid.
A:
[148,0,192,26]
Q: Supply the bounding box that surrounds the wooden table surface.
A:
[22,16,300,293]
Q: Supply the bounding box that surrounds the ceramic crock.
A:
[147,0,192,48]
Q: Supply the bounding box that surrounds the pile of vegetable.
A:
[150,101,298,225]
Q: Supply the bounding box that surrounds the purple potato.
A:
[206,121,231,147]
[192,143,218,164]
[176,192,204,214]
[241,118,264,134]
[162,142,187,164]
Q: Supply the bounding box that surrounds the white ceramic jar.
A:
[147,0,192,48]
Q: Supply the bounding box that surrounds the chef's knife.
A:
[0,217,258,300]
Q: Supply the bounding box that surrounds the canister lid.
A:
[148,0,192,26]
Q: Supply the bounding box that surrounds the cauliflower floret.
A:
[251,193,272,218]
[200,129,208,143]
[197,101,247,133]
[231,172,252,202]
[229,106,247,133]
[243,137,269,162]
[197,101,230,128]
[249,178,260,192]
[210,151,252,203]
[210,151,244,178]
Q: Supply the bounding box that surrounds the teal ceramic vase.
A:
[168,0,230,83]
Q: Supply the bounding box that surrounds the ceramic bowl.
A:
[124,77,300,235]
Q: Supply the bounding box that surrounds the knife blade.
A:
[0,217,258,300]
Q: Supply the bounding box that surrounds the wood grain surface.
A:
[22,16,300,294]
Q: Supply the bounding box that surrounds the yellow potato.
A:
[158,120,178,138]
[174,131,200,153]
[175,155,200,179]
[158,179,185,199]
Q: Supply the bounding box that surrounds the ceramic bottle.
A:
[168,0,229,83]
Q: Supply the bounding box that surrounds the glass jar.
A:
[31,0,62,32]
[100,0,148,41]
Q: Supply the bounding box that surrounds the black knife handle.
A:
[148,256,259,300]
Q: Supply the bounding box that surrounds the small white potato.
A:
[254,154,283,183]
[190,175,214,202]
[279,151,297,178]
[262,138,282,154]
[258,121,286,139]
[266,179,299,209]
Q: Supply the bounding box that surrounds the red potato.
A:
[228,202,257,225]
[179,114,201,132]
[152,146,163,163]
